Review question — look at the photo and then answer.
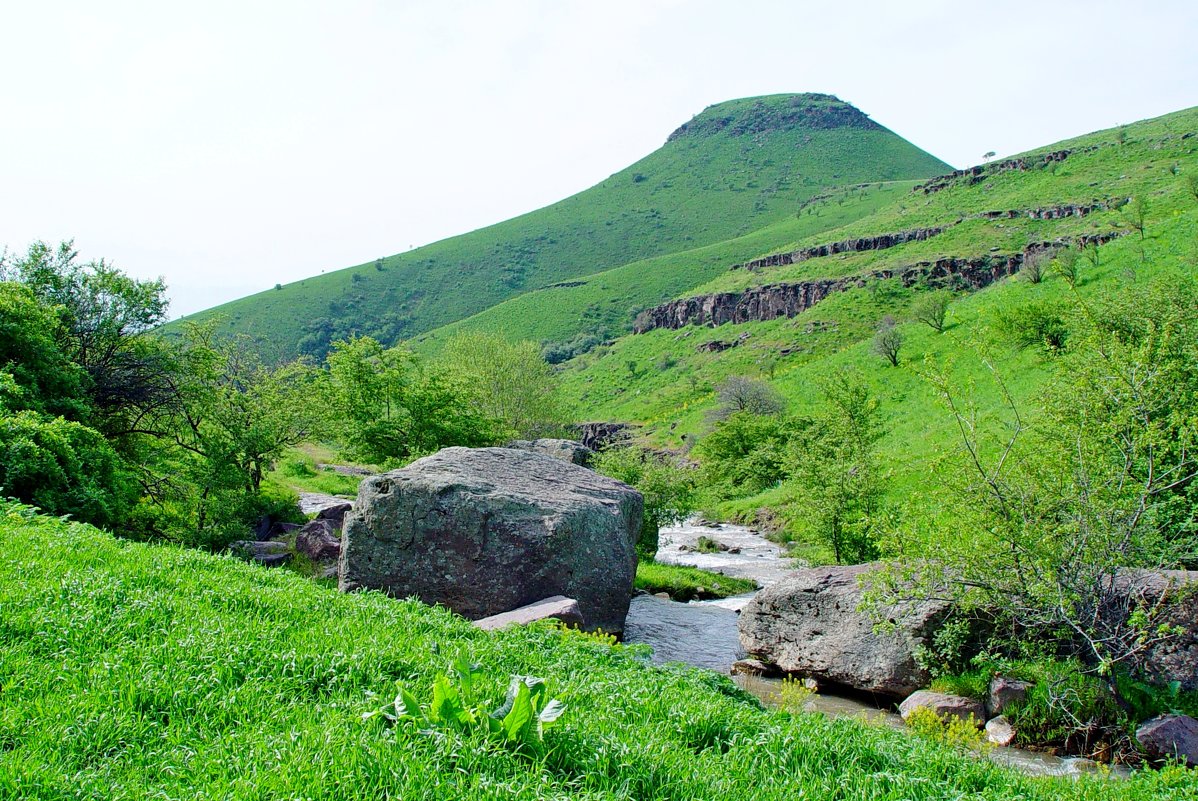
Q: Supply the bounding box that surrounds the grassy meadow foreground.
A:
[3,501,1196,800]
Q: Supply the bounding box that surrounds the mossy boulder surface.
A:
[339,447,642,633]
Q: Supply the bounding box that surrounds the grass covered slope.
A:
[3,501,1194,799]
[559,107,1198,509]
[175,94,950,360]
[415,181,918,354]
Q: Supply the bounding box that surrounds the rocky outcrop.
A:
[633,233,1127,334]
[572,422,632,452]
[1136,714,1198,767]
[228,539,292,567]
[504,438,594,466]
[976,200,1117,221]
[295,518,341,563]
[737,563,950,697]
[729,227,947,273]
[913,147,1099,194]
[899,691,985,726]
[339,447,643,633]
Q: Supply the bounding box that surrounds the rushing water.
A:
[623,518,1128,778]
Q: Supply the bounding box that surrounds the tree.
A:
[592,446,695,561]
[438,332,565,439]
[878,276,1198,703]
[911,290,951,333]
[0,241,174,437]
[695,411,793,497]
[709,376,785,421]
[982,151,996,163]
[872,316,903,367]
[135,325,320,545]
[1125,195,1148,240]
[324,335,501,464]
[784,371,883,564]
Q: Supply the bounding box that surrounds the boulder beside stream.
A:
[339,447,642,633]
[737,563,949,697]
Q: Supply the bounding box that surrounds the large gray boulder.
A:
[339,447,642,633]
[1126,570,1198,691]
[738,563,950,697]
[504,438,594,466]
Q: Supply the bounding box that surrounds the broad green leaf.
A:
[501,681,533,742]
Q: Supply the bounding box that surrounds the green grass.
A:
[634,561,757,601]
[270,444,371,498]
[414,181,919,354]
[557,105,1198,536]
[170,94,950,360]
[4,500,1196,798]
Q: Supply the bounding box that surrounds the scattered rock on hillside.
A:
[339,447,642,633]
[1136,714,1198,767]
[572,422,631,451]
[473,596,584,631]
[899,691,985,727]
[737,563,949,697]
[228,539,292,567]
[295,519,341,563]
[988,676,1033,717]
[504,438,594,466]
[314,501,353,531]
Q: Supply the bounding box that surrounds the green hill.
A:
[176,94,950,359]
[554,106,1198,532]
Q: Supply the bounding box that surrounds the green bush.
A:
[0,410,135,528]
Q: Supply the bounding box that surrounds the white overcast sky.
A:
[2,1,1195,317]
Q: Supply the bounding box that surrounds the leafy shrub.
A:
[695,411,792,497]
[995,300,1068,353]
[364,656,566,755]
[0,410,136,528]
[592,447,695,560]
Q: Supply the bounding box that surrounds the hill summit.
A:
[668,93,882,141]
[177,94,950,360]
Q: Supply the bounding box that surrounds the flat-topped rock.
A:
[339,447,642,633]
[738,563,950,697]
[474,596,584,631]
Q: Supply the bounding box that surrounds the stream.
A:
[622,519,1127,779]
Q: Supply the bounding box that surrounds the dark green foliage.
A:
[696,411,793,497]
[592,446,696,560]
[995,300,1069,353]
[0,410,136,527]
[0,283,89,419]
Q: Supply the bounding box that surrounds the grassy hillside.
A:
[414,181,918,354]
[557,107,1198,528]
[4,499,1194,799]
[175,94,950,360]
